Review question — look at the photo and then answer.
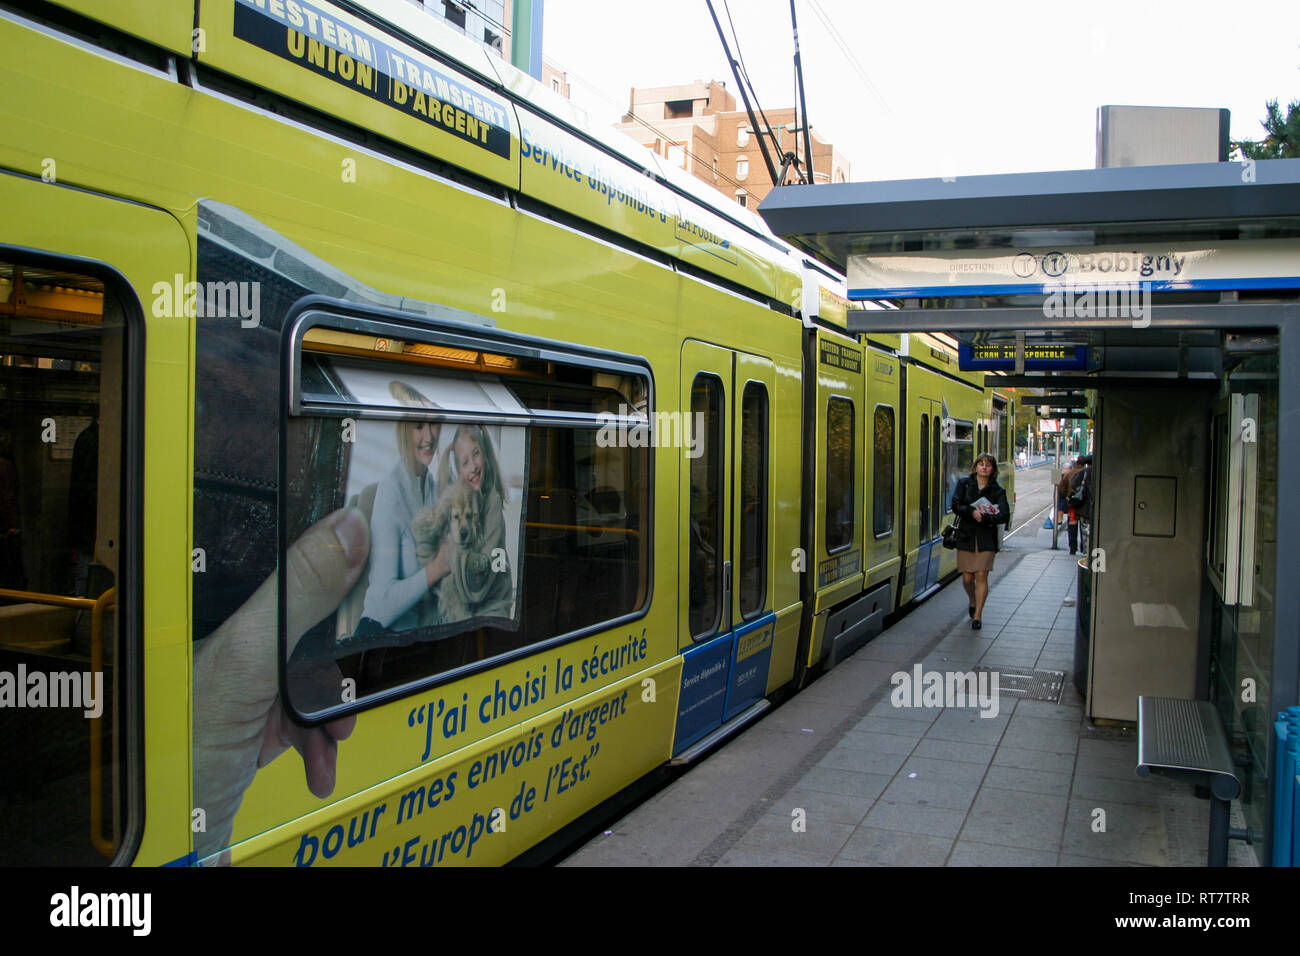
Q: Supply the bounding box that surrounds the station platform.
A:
[562,534,1258,867]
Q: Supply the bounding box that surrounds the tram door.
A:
[673,340,777,754]
[0,173,191,864]
[913,397,944,596]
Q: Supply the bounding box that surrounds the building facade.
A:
[612,80,851,209]
[402,0,544,79]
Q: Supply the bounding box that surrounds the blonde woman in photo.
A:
[358,382,453,632]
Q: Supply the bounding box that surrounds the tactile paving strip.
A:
[972,666,1065,703]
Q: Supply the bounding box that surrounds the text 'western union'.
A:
[245,0,376,61]
[736,624,774,663]
[287,29,375,91]
[284,32,496,145]
[237,0,511,157]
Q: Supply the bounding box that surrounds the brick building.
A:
[612,80,851,208]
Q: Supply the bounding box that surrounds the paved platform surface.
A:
[562,531,1258,867]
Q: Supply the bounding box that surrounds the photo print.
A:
[284,357,529,708]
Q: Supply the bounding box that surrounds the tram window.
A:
[873,405,894,537]
[919,414,930,539]
[996,406,1010,463]
[283,340,650,714]
[825,397,854,553]
[0,259,132,865]
[738,382,768,618]
[943,420,975,514]
[689,375,723,638]
[931,419,942,536]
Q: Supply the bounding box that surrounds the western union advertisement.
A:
[201,0,517,185]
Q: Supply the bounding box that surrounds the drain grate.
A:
[973,667,1065,703]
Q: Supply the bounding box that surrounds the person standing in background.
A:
[1057,460,1078,555]
[1068,455,1093,554]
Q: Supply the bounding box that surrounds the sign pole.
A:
[1051,431,1062,550]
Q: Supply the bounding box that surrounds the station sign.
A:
[958,342,1087,371]
[848,238,1300,299]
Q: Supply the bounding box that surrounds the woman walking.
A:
[953,453,1011,629]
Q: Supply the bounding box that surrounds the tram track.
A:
[1005,465,1056,539]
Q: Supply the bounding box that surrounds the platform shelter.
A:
[760,158,1300,864]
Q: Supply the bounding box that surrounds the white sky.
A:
[542,0,1299,183]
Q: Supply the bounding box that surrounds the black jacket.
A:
[1068,465,1093,519]
[952,475,1010,552]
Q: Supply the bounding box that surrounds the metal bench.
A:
[1136,696,1248,867]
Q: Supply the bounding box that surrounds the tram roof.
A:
[758,158,1300,273]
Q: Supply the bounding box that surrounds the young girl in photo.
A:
[438,423,512,620]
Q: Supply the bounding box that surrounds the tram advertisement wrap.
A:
[189,202,664,864]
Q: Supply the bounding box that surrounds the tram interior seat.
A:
[523,484,637,639]
[0,602,76,652]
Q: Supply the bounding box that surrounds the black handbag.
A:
[941,515,962,549]
[942,477,968,549]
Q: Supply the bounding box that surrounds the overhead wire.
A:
[722,0,789,180]
[804,0,894,118]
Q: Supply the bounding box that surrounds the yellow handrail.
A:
[524,521,640,538]
[90,587,116,858]
[0,586,117,858]
[0,588,96,609]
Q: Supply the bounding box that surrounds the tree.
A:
[1232,98,1300,159]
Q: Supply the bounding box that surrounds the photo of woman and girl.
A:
[340,378,522,649]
